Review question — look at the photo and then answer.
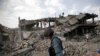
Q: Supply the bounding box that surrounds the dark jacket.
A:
[49,36,64,56]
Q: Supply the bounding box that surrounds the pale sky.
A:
[0,0,100,28]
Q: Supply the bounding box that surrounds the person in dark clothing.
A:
[95,49,100,56]
[44,28,64,56]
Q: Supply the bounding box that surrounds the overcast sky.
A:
[0,0,100,28]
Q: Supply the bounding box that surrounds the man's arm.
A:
[52,38,64,56]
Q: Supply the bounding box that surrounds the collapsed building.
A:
[18,13,98,38]
[0,13,99,56]
[0,24,12,51]
[62,13,98,37]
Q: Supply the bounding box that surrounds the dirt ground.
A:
[0,35,100,56]
[16,36,100,56]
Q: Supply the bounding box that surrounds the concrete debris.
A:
[11,47,34,56]
[0,13,100,56]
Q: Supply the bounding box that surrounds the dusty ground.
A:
[15,36,100,56]
[0,35,100,56]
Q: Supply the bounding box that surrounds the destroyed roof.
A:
[40,17,57,22]
[65,14,85,25]
[57,13,98,26]
[19,17,57,26]
[19,19,36,26]
[56,13,98,33]
[64,25,79,32]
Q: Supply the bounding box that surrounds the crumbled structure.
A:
[0,24,13,56]
[18,17,57,31]
[0,24,10,47]
[95,20,100,34]
[18,13,98,38]
[60,13,98,37]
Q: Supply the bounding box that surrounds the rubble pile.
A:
[0,30,100,56]
[63,41,88,56]
[15,38,99,56]
[34,40,49,51]
[18,39,87,56]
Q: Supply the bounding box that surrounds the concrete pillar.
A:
[75,29,77,35]
[82,28,84,34]
[18,17,20,27]
[36,21,39,27]
[92,18,94,23]
[49,19,50,27]
[18,17,22,42]
[41,21,42,29]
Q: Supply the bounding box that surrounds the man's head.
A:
[44,28,54,39]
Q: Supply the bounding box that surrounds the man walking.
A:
[44,28,64,56]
